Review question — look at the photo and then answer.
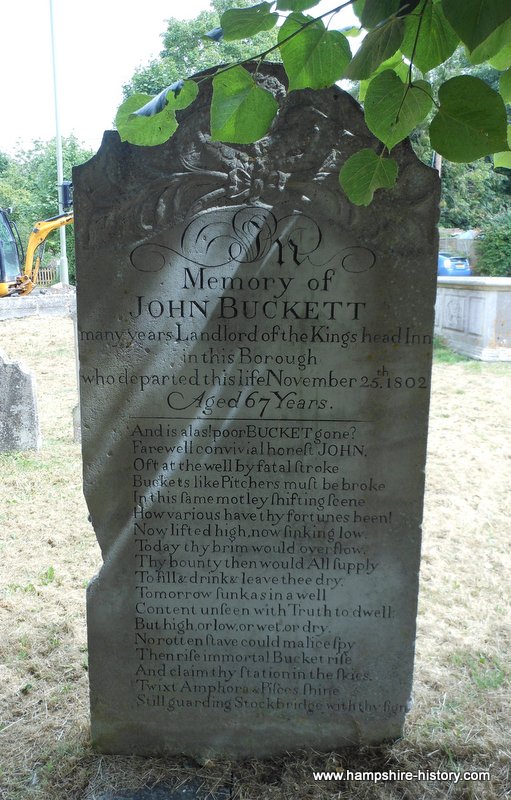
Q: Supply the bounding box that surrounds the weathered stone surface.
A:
[95,780,230,800]
[0,349,41,451]
[74,63,440,759]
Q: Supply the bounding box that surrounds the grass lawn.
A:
[1,318,510,799]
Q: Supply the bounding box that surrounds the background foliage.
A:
[123,0,278,98]
[477,210,511,276]
[3,3,510,283]
[117,0,511,211]
[0,136,93,283]
[407,46,511,229]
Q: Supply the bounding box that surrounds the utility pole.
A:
[431,150,442,177]
[49,0,69,285]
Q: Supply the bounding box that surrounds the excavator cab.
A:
[0,209,24,296]
[0,207,73,297]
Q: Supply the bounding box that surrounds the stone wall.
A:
[435,277,511,361]
[0,289,76,321]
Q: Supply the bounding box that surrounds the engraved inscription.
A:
[75,64,439,758]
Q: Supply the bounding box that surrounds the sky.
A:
[1,0,355,156]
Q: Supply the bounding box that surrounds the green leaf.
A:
[131,80,185,117]
[361,0,400,29]
[468,17,511,64]
[358,52,407,100]
[278,13,352,90]
[339,149,398,205]
[430,76,510,162]
[221,3,278,41]
[500,69,511,103]
[365,71,433,150]
[171,80,199,110]
[342,26,363,37]
[115,81,199,147]
[401,2,459,72]
[353,0,365,21]
[499,69,511,103]
[211,66,278,143]
[494,126,511,173]
[489,41,511,70]
[396,0,423,16]
[277,0,320,10]
[115,93,178,146]
[441,0,511,53]
[355,0,422,26]
[343,17,405,79]
[494,153,511,173]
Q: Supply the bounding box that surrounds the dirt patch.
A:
[0,317,510,799]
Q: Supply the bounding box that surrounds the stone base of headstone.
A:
[0,349,41,451]
[93,779,230,800]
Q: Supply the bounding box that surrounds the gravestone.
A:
[0,349,41,451]
[74,63,439,759]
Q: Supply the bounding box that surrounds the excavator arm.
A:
[1,208,74,297]
[17,212,74,295]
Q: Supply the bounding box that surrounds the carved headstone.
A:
[74,64,439,758]
[0,349,41,451]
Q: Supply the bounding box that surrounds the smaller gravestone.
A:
[0,349,41,451]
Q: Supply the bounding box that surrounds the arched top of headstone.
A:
[75,62,437,253]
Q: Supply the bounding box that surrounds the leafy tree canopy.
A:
[123,0,278,98]
[410,128,511,229]
[407,47,511,227]
[117,0,511,206]
[477,209,511,277]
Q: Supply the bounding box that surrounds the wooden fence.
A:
[37,266,58,287]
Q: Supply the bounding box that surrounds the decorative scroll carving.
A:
[130,206,376,275]
[77,65,376,249]
[76,62,435,281]
[131,207,322,271]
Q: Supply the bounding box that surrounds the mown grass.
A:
[1,317,510,800]
[433,336,472,364]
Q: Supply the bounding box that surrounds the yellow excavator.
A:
[0,208,73,297]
